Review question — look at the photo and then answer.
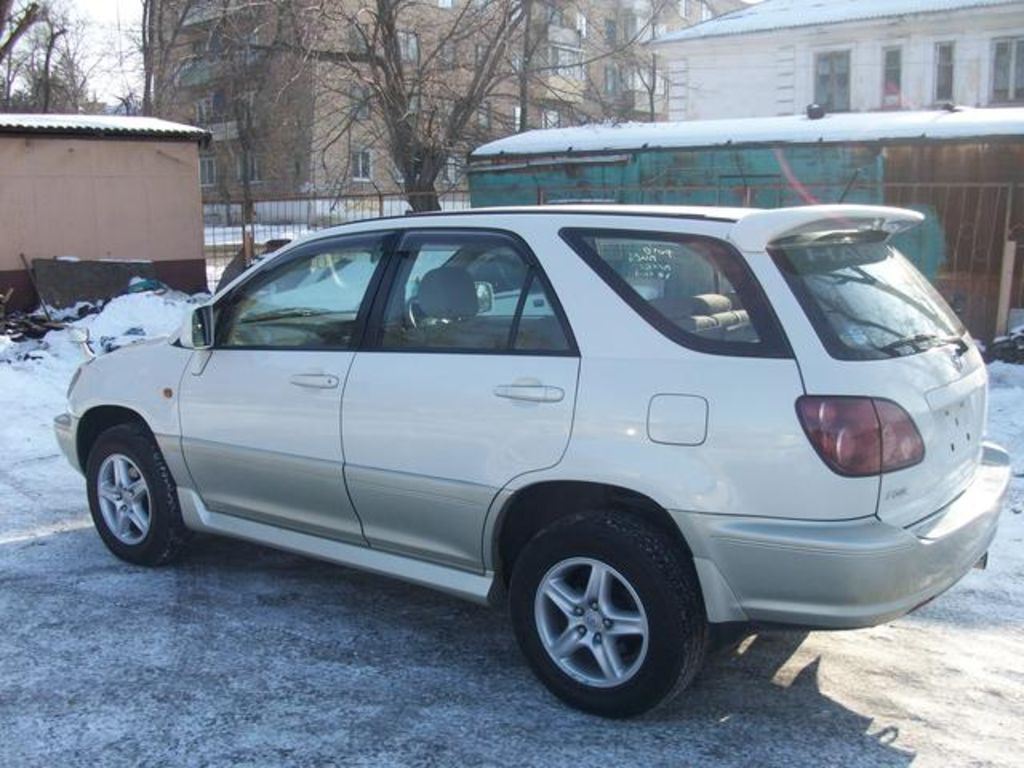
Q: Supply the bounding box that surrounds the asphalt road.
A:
[2,455,1022,768]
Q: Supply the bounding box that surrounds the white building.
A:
[655,0,1024,120]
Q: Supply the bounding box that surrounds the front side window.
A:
[814,50,851,112]
[218,236,385,349]
[993,37,1024,102]
[771,240,965,361]
[379,232,573,354]
[561,229,789,357]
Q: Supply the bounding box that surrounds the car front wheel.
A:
[85,423,190,566]
[510,512,708,717]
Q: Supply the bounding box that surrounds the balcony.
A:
[207,120,239,141]
[176,58,226,88]
[544,73,585,104]
[546,24,580,47]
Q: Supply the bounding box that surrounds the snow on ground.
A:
[1,298,1023,766]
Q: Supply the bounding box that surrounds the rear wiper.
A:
[879,333,968,356]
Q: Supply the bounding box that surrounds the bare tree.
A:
[0,0,40,69]
[311,0,527,211]
[2,0,98,112]
[141,0,199,115]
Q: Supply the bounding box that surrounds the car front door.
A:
[179,232,389,543]
[341,229,580,570]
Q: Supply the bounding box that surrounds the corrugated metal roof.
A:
[471,108,1024,159]
[0,114,209,141]
[656,0,1023,44]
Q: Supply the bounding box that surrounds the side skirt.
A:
[177,488,497,605]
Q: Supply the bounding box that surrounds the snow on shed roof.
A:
[471,108,1024,159]
[0,114,208,141]
[656,0,1022,44]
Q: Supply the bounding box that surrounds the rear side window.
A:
[771,241,966,361]
[378,231,575,354]
[561,229,790,357]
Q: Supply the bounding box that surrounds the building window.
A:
[882,47,902,108]
[398,30,419,65]
[604,63,622,96]
[700,1,712,22]
[993,38,1024,103]
[935,42,955,102]
[605,18,617,46]
[477,102,492,130]
[543,109,560,129]
[442,156,463,184]
[680,0,690,17]
[550,45,584,80]
[352,149,372,181]
[475,44,486,67]
[352,85,370,120]
[199,154,217,187]
[513,105,523,131]
[576,12,587,38]
[236,152,261,183]
[440,42,456,66]
[814,50,851,112]
[437,0,452,7]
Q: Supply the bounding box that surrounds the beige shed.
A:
[0,114,209,312]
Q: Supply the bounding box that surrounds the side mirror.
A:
[475,281,495,314]
[188,305,215,350]
[68,326,95,359]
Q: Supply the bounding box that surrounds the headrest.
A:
[689,293,732,315]
[417,266,478,320]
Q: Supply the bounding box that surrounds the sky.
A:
[70,0,143,103]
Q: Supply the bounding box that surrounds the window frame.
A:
[935,41,955,102]
[882,46,902,109]
[363,228,579,357]
[560,227,793,359]
[211,232,395,352]
[813,49,852,113]
[352,148,372,181]
[992,36,1024,104]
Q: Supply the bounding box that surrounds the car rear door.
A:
[341,229,580,571]
[179,232,389,543]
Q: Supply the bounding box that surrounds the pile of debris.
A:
[0,288,66,342]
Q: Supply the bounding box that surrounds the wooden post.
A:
[995,185,1017,337]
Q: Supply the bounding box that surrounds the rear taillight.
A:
[796,396,924,477]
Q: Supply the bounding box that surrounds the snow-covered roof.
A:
[471,108,1024,159]
[656,0,1022,44]
[0,114,208,141]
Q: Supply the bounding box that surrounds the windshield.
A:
[771,241,966,361]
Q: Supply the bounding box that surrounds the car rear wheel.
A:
[510,512,708,717]
[85,423,190,566]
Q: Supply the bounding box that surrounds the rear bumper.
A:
[672,442,1010,629]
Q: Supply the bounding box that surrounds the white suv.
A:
[55,205,1009,717]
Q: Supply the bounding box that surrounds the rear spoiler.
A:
[727,205,925,252]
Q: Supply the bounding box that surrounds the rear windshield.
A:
[561,229,789,357]
[771,241,965,361]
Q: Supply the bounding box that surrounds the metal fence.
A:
[201,182,1023,341]
[202,190,471,288]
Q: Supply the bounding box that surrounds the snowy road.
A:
[1,296,1023,767]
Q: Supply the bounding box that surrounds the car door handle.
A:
[493,384,565,403]
[289,373,340,389]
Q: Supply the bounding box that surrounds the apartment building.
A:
[164,0,742,200]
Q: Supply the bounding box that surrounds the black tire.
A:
[510,512,708,718]
[85,423,190,566]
